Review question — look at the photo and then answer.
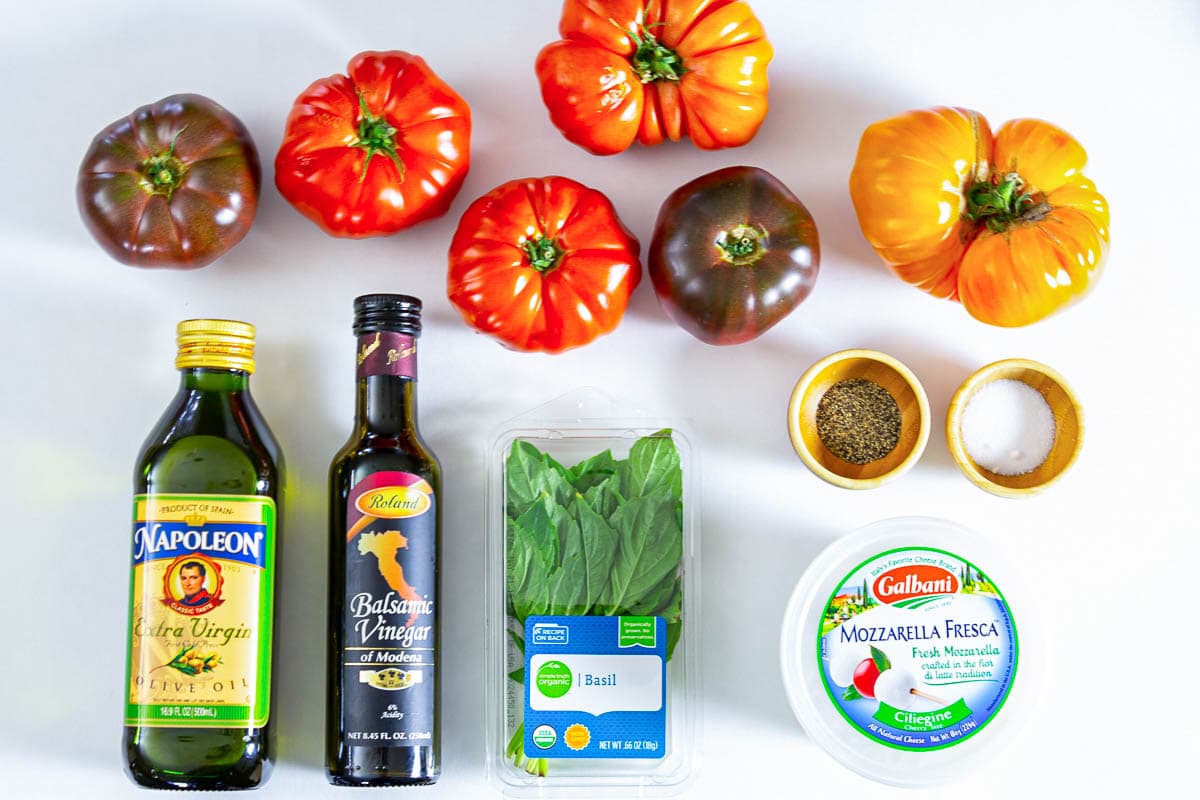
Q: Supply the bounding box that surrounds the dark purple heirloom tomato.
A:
[77,94,260,268]
[649,166,820,345]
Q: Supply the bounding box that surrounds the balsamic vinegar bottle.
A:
[327,294,442,785]
[124,320,282,790]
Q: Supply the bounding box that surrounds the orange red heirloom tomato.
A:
[536,0,772,155]
[446,177,641,353]
[275,51,471,238]
[849,107,1110,327]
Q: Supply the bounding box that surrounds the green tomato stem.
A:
[629,24,686,83]
[965,171,1051,233]
[716,225,767,266]
[354,92,405,183]
[522,236,563,273]
[139,129,189,200]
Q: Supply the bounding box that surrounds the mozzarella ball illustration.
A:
[873,667,920,710]
[829,645,868,687]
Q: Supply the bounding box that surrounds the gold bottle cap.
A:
[175,319,256,374]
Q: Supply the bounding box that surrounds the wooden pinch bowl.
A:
[946,358,1083,497]
[787,349,930,489]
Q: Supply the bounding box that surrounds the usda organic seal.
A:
[531,725,557,750]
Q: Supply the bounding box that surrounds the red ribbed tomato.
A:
[536,0,773,155]
[275,51,471,238]
[447,177,641,353]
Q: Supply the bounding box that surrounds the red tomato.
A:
[535,0,773,155]
[275,51,471,237]
[447,177,641,353]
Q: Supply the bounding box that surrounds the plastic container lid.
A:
[780,517,1029,787]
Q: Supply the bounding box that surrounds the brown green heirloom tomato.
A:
[649,166,820,345]
[77,94,260,268]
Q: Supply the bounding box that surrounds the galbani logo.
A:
[356,485,431,518]
[873,565,959,604]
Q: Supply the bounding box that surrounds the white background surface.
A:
[2,0,1197,797]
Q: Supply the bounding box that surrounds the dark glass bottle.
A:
[124,319,283,790]
[327,294,442,786]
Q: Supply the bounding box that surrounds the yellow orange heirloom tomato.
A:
[849,107,1109,326]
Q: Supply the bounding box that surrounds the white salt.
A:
[961,379,1056,476]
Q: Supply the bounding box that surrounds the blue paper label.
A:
[523,616,666,759]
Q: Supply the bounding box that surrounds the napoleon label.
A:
[125,494,276,728]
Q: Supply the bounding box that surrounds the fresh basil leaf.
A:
[546,457,576,507]
[508,503,557,622]
[546,566,587,614]
[545,506,588,615]
[569,449,618,492]
[506,441,546,518]
[666,619,682,661]
[598,488,682,614]
[570,449,616,477]
[611,579,681,662]
[843,684,864,701]
[506,441,572,519]
[574,496,619,612]
[659,580,682,624]
[624,570,678,617]
[870,645,892,672]
[508,668,525,683]
[507,630,525,654]
[505,517,532,599]
[623,430,681,503]
[516,497,559,571]
[505,433,686,668]
[584,480,624,519]
[515,566,551,622]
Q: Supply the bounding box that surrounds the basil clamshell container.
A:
[486,388,701,798]
[780,517,1035,787]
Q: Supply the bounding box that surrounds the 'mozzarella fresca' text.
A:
[838,619,1000,644]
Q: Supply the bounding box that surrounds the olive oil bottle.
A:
[124,320,283,789]
[327,294,442,785]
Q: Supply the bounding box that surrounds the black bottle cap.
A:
[353,294,422,336]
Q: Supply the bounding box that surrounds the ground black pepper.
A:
[815,378,901,464]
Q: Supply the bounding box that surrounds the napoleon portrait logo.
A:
[162,553,226,616]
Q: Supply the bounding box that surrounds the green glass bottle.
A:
[327,294,442,785]
[124,319,283,790]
